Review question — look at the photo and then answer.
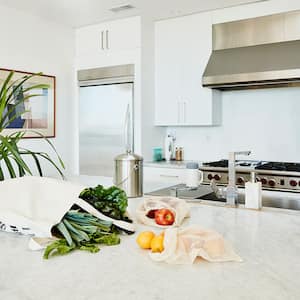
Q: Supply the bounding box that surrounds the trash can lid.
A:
[114,151,143,161]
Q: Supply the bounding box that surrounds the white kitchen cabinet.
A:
[144,166,186,186]
[155,13,221,126]
[76,16,140,58]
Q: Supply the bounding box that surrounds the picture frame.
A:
[0,68,56,138]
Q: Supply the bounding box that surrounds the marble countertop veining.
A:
[0,176,300,300]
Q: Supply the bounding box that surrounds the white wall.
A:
[167,0,300,163]
[0,5,75,177]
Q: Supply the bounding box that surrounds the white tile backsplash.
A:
[169,87,300,162]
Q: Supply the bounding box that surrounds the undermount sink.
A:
[146,184,300,210]
[145,184,215,200]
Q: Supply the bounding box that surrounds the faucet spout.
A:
[226,150,251,206]
[235,151,251,156]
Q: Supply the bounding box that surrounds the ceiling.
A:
[0,0,269,28]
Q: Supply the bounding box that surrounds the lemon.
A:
[136,231,155,249]
[150,235,164,253]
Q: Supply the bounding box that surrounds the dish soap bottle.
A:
[245,172,262,210]
[164,134,174,161]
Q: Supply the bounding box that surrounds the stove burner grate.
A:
[203,159,228,167]
[203,160,259,168]
[255,161,300,172]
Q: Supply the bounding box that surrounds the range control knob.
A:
[207,174,213,180]
[261,178,268,185]
[290,179,297,187]
[237,177,245,185]
[268,179,276,187]
[256,177,261,182]
[214,174,221,181]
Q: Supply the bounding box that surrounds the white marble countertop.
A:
[1,176,300,300]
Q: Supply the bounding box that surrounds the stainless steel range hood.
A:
[202,11,300,90]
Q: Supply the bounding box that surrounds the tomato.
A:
[154,209,175,226]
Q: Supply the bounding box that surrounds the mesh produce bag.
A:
[136,196,190,228]
[149,226,242,264]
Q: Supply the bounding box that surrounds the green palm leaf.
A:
[0,70,65,180]
[0,94,40,129]
[26,130,65,169]
[5,73,44,106]
[0,164,4,180]
[0,135,32,174]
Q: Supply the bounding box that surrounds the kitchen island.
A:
[0,176,300,300]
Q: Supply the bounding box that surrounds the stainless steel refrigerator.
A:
[79,82,133,177]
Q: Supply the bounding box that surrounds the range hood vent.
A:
[110,4,135,13]
[202,11,300,90]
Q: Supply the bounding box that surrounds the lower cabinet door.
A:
[144,167,186,185]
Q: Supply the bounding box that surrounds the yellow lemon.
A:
[150,235,164,253]
[136,231,155,249]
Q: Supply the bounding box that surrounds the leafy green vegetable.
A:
[43,210,121,259]
[78,244,100,253]
[43,239,76,259]
[79,185,130,222]
[56,222,74,247]
[90,232,120,245]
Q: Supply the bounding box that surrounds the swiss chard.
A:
[43,210,121,259]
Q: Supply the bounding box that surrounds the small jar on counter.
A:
[153,147,163,161]
[175,147,184,161]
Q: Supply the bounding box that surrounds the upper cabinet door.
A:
[76,24,107,56]
[76,16,141,58]
[181,13,218,125]
[106,16,141,52]
[155,12,221,126]
[155,18,183,125]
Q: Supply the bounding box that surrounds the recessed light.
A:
[110,4,135,13]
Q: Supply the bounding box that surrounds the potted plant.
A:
[0,70,64,180]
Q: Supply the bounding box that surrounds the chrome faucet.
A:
[226,151,251,206]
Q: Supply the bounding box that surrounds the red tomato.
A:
[154,209,175,226]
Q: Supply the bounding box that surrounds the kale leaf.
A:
[79,185,130,222]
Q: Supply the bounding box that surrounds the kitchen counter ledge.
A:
[0,176,299,300]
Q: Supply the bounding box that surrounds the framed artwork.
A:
[0,68,56,138]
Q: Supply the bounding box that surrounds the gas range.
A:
[200,160,300,192]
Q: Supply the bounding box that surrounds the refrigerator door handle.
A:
[106,30,109,49]
[101,31,104,50]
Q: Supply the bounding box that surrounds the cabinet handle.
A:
[101,31,104,50]
[159,174,179,178]
[106,30,109,49]
[184,102,187,123]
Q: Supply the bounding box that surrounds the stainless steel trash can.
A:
[114,151,143,198]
